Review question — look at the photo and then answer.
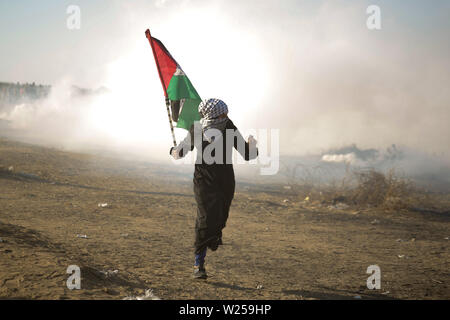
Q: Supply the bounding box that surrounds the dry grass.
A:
[287,167,445,212]
[350,169,416,210]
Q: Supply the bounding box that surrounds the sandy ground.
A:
[0,137,449,300]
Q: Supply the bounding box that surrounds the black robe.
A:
[175,119,257,254]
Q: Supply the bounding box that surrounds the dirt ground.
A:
[0,137,449,300]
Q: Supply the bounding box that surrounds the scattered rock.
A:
[103,288,119,295]
[98,203,109,208]
[123,289,161,300]
[256,284,263,290]
[332,196,347,204]
[397,255,405,259]
[0,166,14,174]
[370,219,380,225]
[283,199,289,203]
[100,270,119,278]
[328,203,349,210]
[336,203,349,210]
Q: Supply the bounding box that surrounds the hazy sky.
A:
[1,0,449,158]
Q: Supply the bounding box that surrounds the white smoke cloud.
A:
[0,79,170,161]
[1,0,449,177]
[321,153,356,164]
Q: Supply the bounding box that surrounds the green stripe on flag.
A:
[167,75,201,100]
[167,75,201,130]
[176,98,201,130]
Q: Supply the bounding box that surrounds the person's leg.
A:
[193,181,208,279]
[195,248,207,267]
[194,247,207,279]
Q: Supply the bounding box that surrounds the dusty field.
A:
[0,137,449,300]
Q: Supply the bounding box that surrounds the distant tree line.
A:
[0,82,51,107]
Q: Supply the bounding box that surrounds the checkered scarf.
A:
[198,99,229,140]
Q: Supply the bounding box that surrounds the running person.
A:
[170,98,258,279]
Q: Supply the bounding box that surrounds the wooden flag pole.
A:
[145,29,177,147]
[165,97,177,147]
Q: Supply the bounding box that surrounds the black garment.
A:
[173,119,257,254]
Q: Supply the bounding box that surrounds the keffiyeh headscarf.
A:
[198,99,229,141]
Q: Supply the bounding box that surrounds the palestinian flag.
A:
[145,29,201,130]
